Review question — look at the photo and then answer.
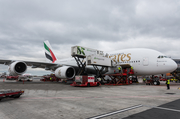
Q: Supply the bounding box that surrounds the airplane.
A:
[0,41,177,79]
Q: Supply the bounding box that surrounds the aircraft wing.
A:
[0,59,62,71]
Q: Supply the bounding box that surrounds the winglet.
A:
[44,40,57,63]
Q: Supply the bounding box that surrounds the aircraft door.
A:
[143,57,149,66]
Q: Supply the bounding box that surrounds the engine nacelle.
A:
[55,66,75,79]
[8,61,27,76]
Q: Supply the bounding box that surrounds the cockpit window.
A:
[158,55,168,58]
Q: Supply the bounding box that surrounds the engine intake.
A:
[9,61,27,76]
[55,66,75,79]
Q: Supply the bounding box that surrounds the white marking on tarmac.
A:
[21,95,180,100]
[154,107,180,112]
[144,105,180,112]
[88,105,143,119]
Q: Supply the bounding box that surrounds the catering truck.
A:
[71,46,104,58]
[86,54,111,67]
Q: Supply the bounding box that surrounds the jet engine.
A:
[8,61,27,76]
[55,66,75,79]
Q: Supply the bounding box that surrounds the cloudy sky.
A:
[0,0,180,75]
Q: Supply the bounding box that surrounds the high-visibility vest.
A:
[50,77,52,80]
[131,67,133,70]
[167,80,170,84]
[143,78,146,81]
[118,67,121,70]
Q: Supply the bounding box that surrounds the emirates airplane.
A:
[0,41,177,79]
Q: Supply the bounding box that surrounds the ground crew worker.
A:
[50,77,52,81]
[118,67,121,73]
[143,77,146,83]
[131,66,133,70]
[170,78,173,82]
[166,79,170,90]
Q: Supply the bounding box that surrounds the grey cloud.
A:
[0,0,180,74]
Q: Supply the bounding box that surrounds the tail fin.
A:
[44,40,57,63]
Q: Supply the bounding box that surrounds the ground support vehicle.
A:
[146,77,160,85]
[40,74,61,82]
[104,68,134,85]
[6,76,19,80]
[71,76,101,87]
[17,76,33,82]
[0,90,24,101]
[159,78,167,81]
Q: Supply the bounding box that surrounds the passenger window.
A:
[158,56,160,58]
[160,56,163,58]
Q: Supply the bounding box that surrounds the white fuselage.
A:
[55,48,177,75]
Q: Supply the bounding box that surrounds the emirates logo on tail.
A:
[44,41,57,63]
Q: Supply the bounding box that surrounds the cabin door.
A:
[143,57,149,66]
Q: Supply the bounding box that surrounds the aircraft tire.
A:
[154,81,157,85]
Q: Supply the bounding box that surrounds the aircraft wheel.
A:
[154,81,157,85]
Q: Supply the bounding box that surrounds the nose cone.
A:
[168,59,178,72]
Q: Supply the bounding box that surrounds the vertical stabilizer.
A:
[44,40,57,63]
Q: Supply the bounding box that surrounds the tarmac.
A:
[0,78,180,119]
